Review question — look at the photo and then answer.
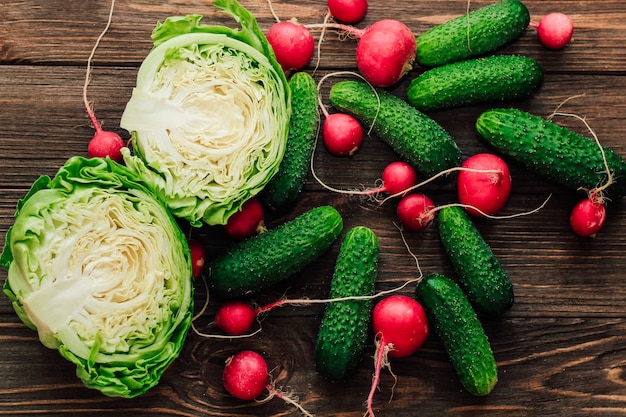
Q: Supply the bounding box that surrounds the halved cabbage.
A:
[120,0,291,226]
[1,156,193,398]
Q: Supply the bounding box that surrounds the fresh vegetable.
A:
[323,113,364,156]
[188,238,207,278]
[222,350,269,400]
[262,72,319,212]
[83,0,125,162]
[368,161,418,196]
[415,273,498,396]
[396,193,436,231]
[224,197,266,240]
[209,205,343,299]
[531,12,574,50]
[214,300,258,335]
[0,156,194,398]
[266,20,315,71]
[328,0,368,23]
[407,55,543,112]
[476,108,626,199]
[315,226,379,381]
[438,206,514,316]
[120,0,290,226]
[457,153,512,217]
[416,0,530,67]
[366,295,428,415]
[329,80,462,177]
[570,195,607,237]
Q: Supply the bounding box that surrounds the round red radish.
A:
[187,238,206,278]
[379,161,418,195]
[323,113,364,156]
[214,300,257,335]
[328,0,368,23]
[356,19,416,87]
[396,193,436,232]
[570,197,606,237]
[372,295,428,358]
[222,350,269,401]
[457,153,512,217]
[225,197,266,240]
[535,12,574,50]
[266,20,315,71]
[88,130,125,162]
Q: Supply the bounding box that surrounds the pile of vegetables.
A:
[3,0,626,413]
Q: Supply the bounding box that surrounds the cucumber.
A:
[476,108,626,199]
[329,80,462,177]
[416,0,530,67]
[315,226,379,381]
[415,273,498,396]
[438,206,514,316]
[209,205,343,299]
[407,55,543,112]
[262,72,319,212]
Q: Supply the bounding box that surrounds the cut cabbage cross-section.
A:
[120,0,290,226]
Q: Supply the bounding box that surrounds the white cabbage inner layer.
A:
[20,188,183,357]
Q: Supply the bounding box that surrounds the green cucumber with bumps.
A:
[262,72,319,211]
[315,226,379,381]
[415,273,498,396]
[438,206,514,316]
[209,205,343,299]
[329,80,462,177]
[407,55,543,112]
[416,0,530,67]
[476,108,626,199]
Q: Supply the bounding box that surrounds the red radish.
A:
[364,161,417,196]
[222,350,269,401]
[266,19,315,71]
[214,300,257,335]
[570,194,606,237]
[366,295,428,416]
[323,113,364,156]
[187,238,206,278]
[83,0,125,162]
[457,153,512,217]
[307,19,416,87]
[531,12,574,50]
[225,197,267,240]
[328,0,368,23]
[396,193,436,232]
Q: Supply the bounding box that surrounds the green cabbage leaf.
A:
[1,156,194,398]
[120,0,290,226]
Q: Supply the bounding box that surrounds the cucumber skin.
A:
[407,55,543,112]
[438,206,514,316]
[262,72,319,212]
[416,0,530,67]
[315,226,379,382]
[329,80,462,177]
[415,273,498,396]
[476,108,626,199]
[208,206,343,299]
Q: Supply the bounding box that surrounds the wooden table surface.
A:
[2,0,626,416]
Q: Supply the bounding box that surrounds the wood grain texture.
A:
[1,0,626,416]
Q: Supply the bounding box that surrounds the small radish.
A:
[365,161,417,196]
[323,113,364,156]
[187,238,206,278]
[307,19,416,87]
[366,295,428,416]
[222,350,269,401]
[266,19,315,71]
[570,194,606,237]
[328,0,368,23]
[530,12,574,50]
[224,197,267,240]
[396,193,436,232]
[83,0,125,162]
[457,153,512,217]
[214,298,294,335]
